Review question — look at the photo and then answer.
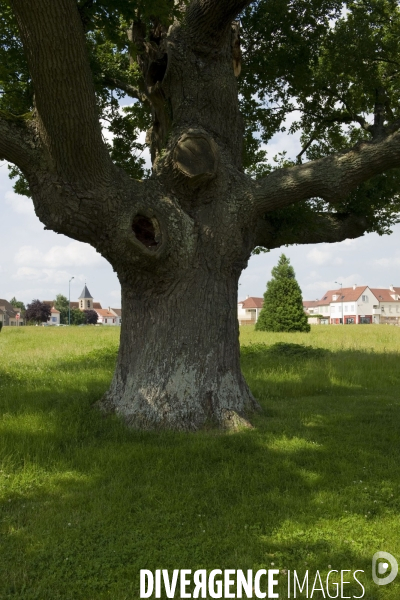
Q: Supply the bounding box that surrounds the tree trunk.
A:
[6,0,398,432]
[100,269,259,430]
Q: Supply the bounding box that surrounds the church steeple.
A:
[78,283,94,310]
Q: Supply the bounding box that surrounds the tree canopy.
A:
[70,308,86,326]
[84,309,98,325]
[54,294,70,325]
[25,299,51,324]
[2,0,400,238]
[9,296,25,311]
[256,254,310,332]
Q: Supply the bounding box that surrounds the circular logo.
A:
[372,552,398,586]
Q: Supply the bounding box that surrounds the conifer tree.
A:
[256,255,310,332]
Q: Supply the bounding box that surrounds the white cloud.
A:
[109,290,121,299]
[304,274,362,293]
[12,267,74,284]
[12,267,43,281]
[5,190,35,216]
[9,287,58,300]
[374,256,400,267]
[306,270,318,279]
[14,241,104,269]
[304,280,335,292]
[374,258,390,267]
[342,238,358,247]
[307,248,332,265]
[108,289,122,307]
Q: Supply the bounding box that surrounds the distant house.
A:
[49,307,60,325]
[95,308,119,325]
[303,300,320,314]
[45,284,103,324]
[305,285,376,324]
[48,284,103,313]
[44,285,122,325]
[237,296,264,325]
[0,299,25,326]
[370,286,400,325]
[43,301,69,325]
[303,285,400,324]
[110,308,122,325]
[329,286,373,324]
[71,286,121,325]
[4,284,124,327]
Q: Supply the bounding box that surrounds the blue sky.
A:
[1,124,399,307]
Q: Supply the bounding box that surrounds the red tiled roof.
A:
[370,288,400,302]
[303,300,319,308]
[318,297,332,306]
[320,287,368,303]
[111,308,121,316]
[44,300,102,310]
[96,309,116,318]
[238,297,264,309]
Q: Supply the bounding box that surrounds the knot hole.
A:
[132,214,161,250]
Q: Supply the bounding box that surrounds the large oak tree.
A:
[1,0,400,430]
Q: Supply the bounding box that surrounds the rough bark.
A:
[3,0,400,430]
[102,274,258,430]
[254,212,369,249]
[185,0,252,44]
[0,114,37,172]
[10,0,112,186]
[252,131,400,214]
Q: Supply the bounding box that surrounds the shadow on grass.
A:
[1,345,400,598]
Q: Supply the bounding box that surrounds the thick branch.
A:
[387,119,400,135]
[254,212,368,250]
[0,114,38,172]
[320,111,372,132]
[102,76,147,104]
[253,130,400,214]
[185,0,252,44]
[10,0,112,186]
[296,113,373,162]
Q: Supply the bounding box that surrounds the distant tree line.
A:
[10,296,26,311]
[10,294,98,325]
[54,294,98,325]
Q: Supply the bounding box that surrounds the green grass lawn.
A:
[1,325,400,599]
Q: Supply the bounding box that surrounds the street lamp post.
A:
[335,281,343,325]
[69,277,74,325]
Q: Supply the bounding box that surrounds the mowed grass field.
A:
[1,325,400,599]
